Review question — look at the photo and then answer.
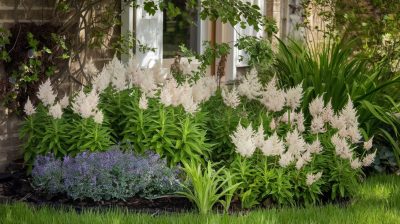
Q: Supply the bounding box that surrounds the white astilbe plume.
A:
[237,69,262,100]
[37,78,56,106]
[72,89,99,119]
[340,96,358,128]
[330,114,346,132]
[285,129,306,157]
[93,110,104,124]
[295,112,305,133]
[350,158,362,169]
[260,77,286,112]
[24,98,36,115]
[230,123,256,157]
[280,111,295,124]
[285,83,303,110]
[108,56,127,91]
[347,126,362,143]
[192,76,217,103]
[59,94,69,109]
[306,172,323,186]
[309,95,325,117]
[126,57,141,88]
[296,151,312,170]
[322,100,334,123]
[222,86,240,108]
[262,132,285,156]
[160,86,173,107]
[151,61,169,84]
[253,124,265,149]
[364,137,374,151]
[49,102,62,119]
[362,151,377,167]
[93,66,111,93]
[307,138,322,154]
[140,69,158,96]
[139,93,148,110]
[269,118,276,130]
[279,152,294,167]
[331,133,352,160]
[83,59,99,77]
[310,116,326,134]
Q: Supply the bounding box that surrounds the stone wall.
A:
[0,0,118,172]
[0,0,57,172]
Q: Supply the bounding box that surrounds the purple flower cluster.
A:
[32,148,182,201]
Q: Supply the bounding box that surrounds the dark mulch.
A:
[0,161,193,214]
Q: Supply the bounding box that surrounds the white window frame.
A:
[121,0,206,70]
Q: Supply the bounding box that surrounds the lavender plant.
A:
[31,148,182,201]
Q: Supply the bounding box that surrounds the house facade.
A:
[120,0,314,81]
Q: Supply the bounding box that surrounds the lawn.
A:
[1,175,399,224]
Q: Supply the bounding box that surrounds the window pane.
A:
[163,0,198,58]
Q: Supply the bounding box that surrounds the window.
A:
[163,0,199,58]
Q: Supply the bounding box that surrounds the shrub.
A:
[32,148,183,201]
[271,38,400,168]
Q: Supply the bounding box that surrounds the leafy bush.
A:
[32,148,182,201]
[271,38,400,168]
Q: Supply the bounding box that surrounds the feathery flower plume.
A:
[237,69,262,100]
[139,93,148,110]
[340,96,358,128]
[350,158,362,169]
[309,95,325,117]
[59,94,69,109]
[83,58,99,77]
[310,116,326,134]
[230,123,256,157]
[269,118,276,130]
[93,66,111,93]
[346,126,362,143]
[263,132,285,156]
[71,89,99,119]
[260,77,286,112]
[49,103,62,119]
[362,151,376,167]
[37,78,56,106]
[24,98,36,115]
[279,152,294,167]
[295,112,305,133]
[108,56,127,91]
[364,137,373,151]
[285,83,303,110]
[93,110,104,124]
[331,133,352,160]
[322,100,334,123]
[307,138,322,154]
[285,129,306,157]
[253,124,265,149]
[222,86,240,109]
[306,172,322,186]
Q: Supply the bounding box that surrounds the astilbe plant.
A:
[32,148,183,201]
[218,71,377,206]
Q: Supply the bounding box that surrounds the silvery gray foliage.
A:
[32,147,182,201]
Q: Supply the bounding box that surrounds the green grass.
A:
[1,175,400,224]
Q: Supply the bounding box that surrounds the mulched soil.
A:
[0,161,194,214]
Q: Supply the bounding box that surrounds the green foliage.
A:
[67,117,112,155]
[0,28,11,62]
[178,161,240,214]
[236,36,274,75]
[272,38,400,166]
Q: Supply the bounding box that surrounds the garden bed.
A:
[0,163,193,214]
